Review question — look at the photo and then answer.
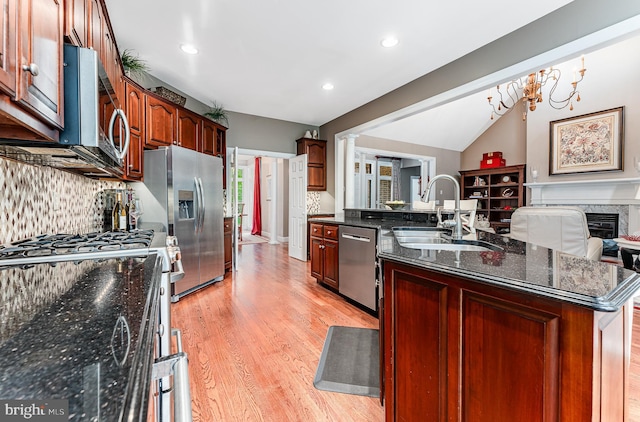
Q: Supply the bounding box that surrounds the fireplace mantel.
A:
[524,177,640,234]
[525,177,640,206]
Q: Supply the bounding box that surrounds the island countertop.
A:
[378,228,640,312]
[312,214,640,311]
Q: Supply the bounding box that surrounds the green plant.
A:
[203,101,229,126]
[121,49,149,77]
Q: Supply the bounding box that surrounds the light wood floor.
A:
[172,242,640,421]
[171,242,383,421]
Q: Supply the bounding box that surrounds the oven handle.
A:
[152,330,193,422]
[171,259,185,283]
[172,329,192,422]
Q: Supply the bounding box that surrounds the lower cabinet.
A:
[382,259,634,422]
[224,217,232,273]
[309,223,339,289]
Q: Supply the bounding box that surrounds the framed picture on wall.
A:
[549,106,624,175]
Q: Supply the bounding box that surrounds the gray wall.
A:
[320,0,640,198]
[135,74,316,155]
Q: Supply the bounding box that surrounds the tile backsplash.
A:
[0,157,124,245]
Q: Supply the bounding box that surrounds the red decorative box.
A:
[480,158,506,169]
[482,151,503,160]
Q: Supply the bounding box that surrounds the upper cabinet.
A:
[64,0,87,47]
[145,93,176,148]
[177,108,201,150]
[0,0,16,96]
[296,137,326,191]
[17,0,64,129]
[124,81,143,180]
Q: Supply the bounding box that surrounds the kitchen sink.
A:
[392,227,503,252]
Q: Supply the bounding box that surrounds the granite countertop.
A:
[0,254,162,421]
[313,216,640,311]
[378,228,640,312]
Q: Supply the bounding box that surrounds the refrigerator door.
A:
[197,153,225,284]
[171,146,201,297]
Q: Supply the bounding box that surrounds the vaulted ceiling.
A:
[106,0,571,135]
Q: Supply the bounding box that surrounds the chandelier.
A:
[487,56,586,121]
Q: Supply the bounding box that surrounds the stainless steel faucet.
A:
[424,174,463,240]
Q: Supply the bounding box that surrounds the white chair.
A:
[443,199,478,234]
[509,206,603,260]
[412,200,436,210]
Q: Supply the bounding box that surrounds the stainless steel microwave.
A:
[0,44,130,178]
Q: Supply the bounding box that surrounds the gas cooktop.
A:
[0,230,159,266]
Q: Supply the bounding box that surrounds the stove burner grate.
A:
[0,230,155,260]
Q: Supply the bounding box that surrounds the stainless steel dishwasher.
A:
[338,226,377,311]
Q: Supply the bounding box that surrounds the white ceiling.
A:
[106,0,572,133]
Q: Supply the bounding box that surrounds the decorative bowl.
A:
[385,201,406,210]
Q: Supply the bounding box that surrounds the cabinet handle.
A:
[22,63,39,76]
[327,230,332,235]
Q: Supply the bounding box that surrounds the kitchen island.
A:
[379,228,640,422]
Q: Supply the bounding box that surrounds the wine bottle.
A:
[112,192,127,231]
[124,190,131,231]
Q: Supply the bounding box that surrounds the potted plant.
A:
[203,101,229,126]
[121,49,149,78]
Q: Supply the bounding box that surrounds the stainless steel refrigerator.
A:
[134,145,225,301]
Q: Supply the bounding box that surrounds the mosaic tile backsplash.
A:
[307,191,320,215]
[0,157,124,245]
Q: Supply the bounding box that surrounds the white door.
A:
[289,154,307,261]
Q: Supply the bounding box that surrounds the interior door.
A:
[288,154,307,261]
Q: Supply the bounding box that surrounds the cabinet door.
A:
[64,0,87,46]
[145,94,176,147]
[177,109,201,150]
[216,125,227,186]
[202,119,216,155]
[307,165,326,191]
[18,0,63,129]
[124,82,143,179]
[87,0,101,58]
[310,236,324,280]
[0,0,16,95]
[323,239,339,289]
[306,141,325,166]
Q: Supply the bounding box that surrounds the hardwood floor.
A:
[171,242,640,421]
[171,242,383,421]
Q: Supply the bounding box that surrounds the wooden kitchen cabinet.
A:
[144,94,176,148]
[87,0,102,59]
[224,217,232,272]
[17,0,64,129]
[202,118,217,156]
[296,137,326,191]
[0,0,16,97]
[64,0,87,47]
[123,81,143,180]
[382,259,633,422]
[177,108,201,150]
[309,223,339,289]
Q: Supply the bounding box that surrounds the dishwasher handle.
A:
[341,233,372,243]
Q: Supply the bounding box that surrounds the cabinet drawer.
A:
[323,225,338,240]
[310,223,323,237]
[224,218,232,233]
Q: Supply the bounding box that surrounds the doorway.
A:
[227,148,295,264]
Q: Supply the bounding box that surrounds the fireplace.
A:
[585,213,619,257]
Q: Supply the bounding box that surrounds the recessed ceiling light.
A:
[322,83,334,91]
[180,44,198,55]
[381,37,399,48]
